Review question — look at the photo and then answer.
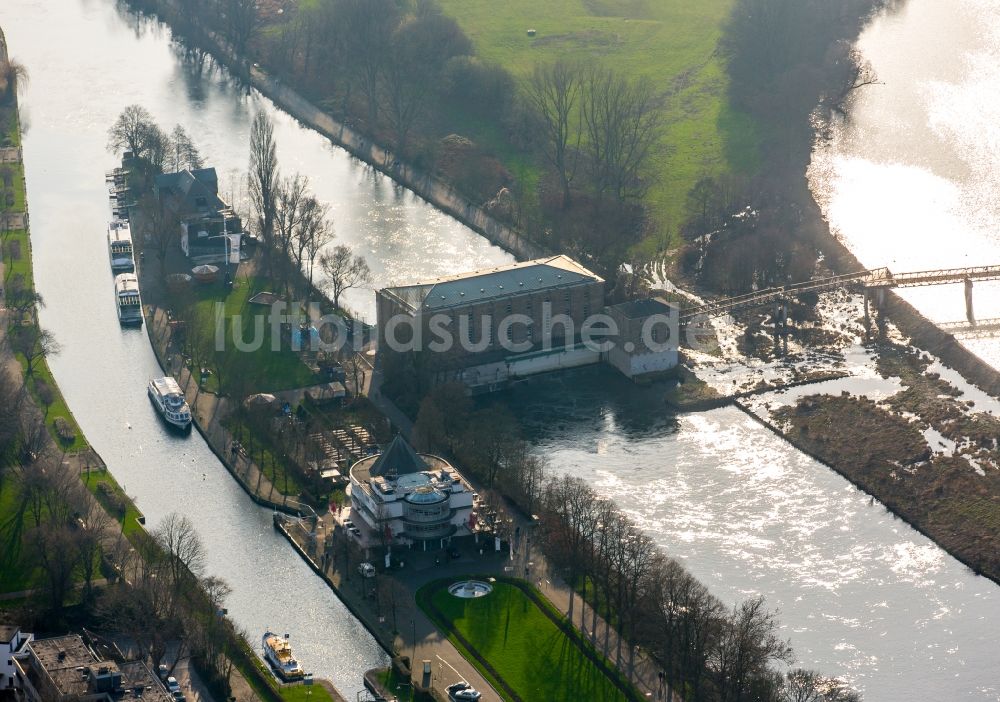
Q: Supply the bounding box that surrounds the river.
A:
[1,0,512,696]
[809,0,1000,364]
[502,1,1000,698]
[4,0,1000,700]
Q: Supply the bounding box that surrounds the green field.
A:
[189,275,316,394]
[436,0,760,251]
[421,579,636,702]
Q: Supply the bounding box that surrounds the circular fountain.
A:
[448,580,493,598]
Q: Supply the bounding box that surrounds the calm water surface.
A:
[1,0,510,694]
[4,0,1000,699]
[810,0,1000,364]
[502,368,1000,700]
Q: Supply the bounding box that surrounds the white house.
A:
[349,436,475,551]
[0,625,32,690]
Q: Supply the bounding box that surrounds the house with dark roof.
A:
[348,435,475,551]
[153,168,243,265]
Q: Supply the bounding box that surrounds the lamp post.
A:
[411,618,416,662]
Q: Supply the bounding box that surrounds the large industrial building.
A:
[375,254,678,389]
[376,254,607,388]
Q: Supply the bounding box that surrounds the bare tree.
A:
[296,195,333,300]
[274,173,309,296]
[0,57,29,102]
[165,125,204,173]
[525,60,584,208]
[581,67,663,202]
[248,111,280,274]
[154,512,206,591]
[5,273,43,323]
[319,245,370,310]
[783,669,861,702]
[333,0,399,127]
[827,44,879,114]
[380,12,471,153]
[137,193,182,280]
[10,324,61,377]
[0,366,27,482]
[712,596,793,702]
[77,498,115,603]
[220,0,261,60]
[107,104,162,160]
[30,523,83,613]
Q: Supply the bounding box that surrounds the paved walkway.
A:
[284,498,675,702]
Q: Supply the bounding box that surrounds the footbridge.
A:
[681,264,1000,325]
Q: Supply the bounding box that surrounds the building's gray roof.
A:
[369,436,427,477]
[381,255,603,312]
[154,168,225,214]
[608,297,676,319]
[0,625,18,643]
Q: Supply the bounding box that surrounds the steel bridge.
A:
[681,264,1000,324]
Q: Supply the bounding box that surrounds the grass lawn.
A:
[223,415,308,497]
[189,274,316,394]
[4,226,88,452]
[275,684,333,702]
[0,472,40,593]
[421,579,636,702]
[81,468,146,539]
[436,0,760,250]
[231,639,334,702]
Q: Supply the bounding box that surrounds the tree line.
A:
[679,0,887,298]
[412,385,860,702]
[123,0,665,293]
[99,513,240,699]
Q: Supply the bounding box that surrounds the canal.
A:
[2,0,512,696]
[4,0,1000,700]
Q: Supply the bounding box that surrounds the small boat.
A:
[262,632,305,682]
[114,273,143,326]
[108,220,135,272]
[147,377,192,431]
[446,682,482,701]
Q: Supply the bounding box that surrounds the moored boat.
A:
[261,632,305,681]
[108,219,135,272]
[114,272,143,326]
[147,377,192,431]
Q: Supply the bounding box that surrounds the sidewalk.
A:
[146,305,305,515]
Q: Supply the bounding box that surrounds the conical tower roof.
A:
[370,435,427,477]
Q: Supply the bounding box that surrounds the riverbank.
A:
[122,0,544,265]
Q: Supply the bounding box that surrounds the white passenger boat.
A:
[114,273,143,326]
[147,377,192,431]
[261,632,305,681]
[108,220,135,272]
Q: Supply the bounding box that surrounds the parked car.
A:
[165,677,180,694]
[446,681,481,701]
[358,562,375,578]
[172,692,186,702]
[157,664,168,681]
[349,526,362,538]
[343,519,354,529]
